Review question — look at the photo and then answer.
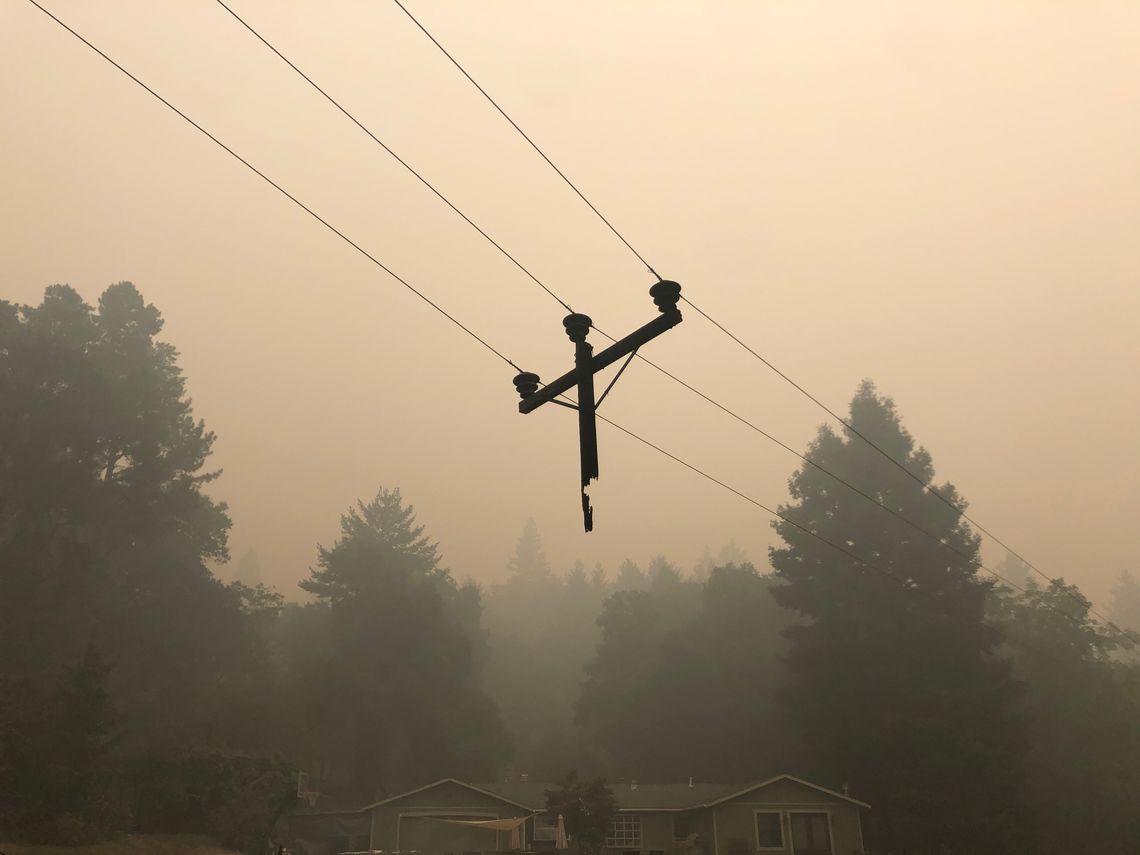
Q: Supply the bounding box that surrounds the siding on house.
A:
[710,779,864,855]
[686,807,717,855]
[622,810,672,851]
[367,780,532,853]
[359,776,867,855]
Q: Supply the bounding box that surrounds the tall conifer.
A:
[770,381,1030,854]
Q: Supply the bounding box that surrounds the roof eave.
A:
[701,775,871,811]
[361,778,539,812]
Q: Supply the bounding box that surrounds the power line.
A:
[680,290,1123,629]
[29,0,923,610]
[22,0,521,376]
[628,350,1036,596]
[595,407,1138,643]
[389,0,662,282]
[29,0,1131,645]
[390,0,1129,636]
[594,412,941,598]
[213,0,1024,593]
[212,0,574,315]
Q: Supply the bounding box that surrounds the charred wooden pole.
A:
[512,280,683,532]
[565,312,599,531]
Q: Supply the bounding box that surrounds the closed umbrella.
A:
[555,814,568,850]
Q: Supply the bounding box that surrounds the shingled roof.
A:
[476,781,743,811]
[362,776,869,813]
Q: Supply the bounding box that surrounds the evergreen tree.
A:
[482,522,610,778]
[1,284,231,675]
[995,551,1032,591]
[575,567,700,775]
[694,541,748,581]
[49,638,122,822]
[995,580,1140,854]
[234,548,263,586]
[614,559,647,591]
[770,381,1030,854]
[297,488,508,797]
[0,283,262,835]
[1109,570,1140,635]
[507,517,551,580]
[590,562,608,591]
[576,565,797,781]
[640,565,802,782]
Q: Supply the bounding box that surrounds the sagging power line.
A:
[212,0,1031,590]
[28,0,1133,645]
[25,0,960,615]
[388,0,1126,633]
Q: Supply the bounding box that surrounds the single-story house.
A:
[290,775,867,855]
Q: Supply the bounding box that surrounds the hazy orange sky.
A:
[4,1,1138,605]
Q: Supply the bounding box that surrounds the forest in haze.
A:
[3,283,1140,855]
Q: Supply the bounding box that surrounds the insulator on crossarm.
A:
[562,313,593,343]
[513,372,540,400]
[649,280,681,312]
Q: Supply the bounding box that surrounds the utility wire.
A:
[31,0,923,610]
[595,410,949,604]
[629,350,1035,596]
[22,0,521,376]
[23,0,952,609]
[391,0,1128,635]
[389,0,662,282]
[543,396,934,601]
[596,407,1140,644]
[677,295,1125,630]
[213,0,1027,594]
[30,0,1131,644]
[212,0,573,315]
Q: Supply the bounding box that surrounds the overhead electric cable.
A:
[390,0,1128,635]
[23,0,948,607]
[29,0,1129,644]
[22,0,521,375]
[212,0,574,315]
[213,0,1021,590]
[389,0,662,281]
[29,0,920,606]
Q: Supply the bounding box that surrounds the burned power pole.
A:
[512,280,683,531]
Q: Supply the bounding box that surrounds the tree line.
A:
[2,283,1139,854]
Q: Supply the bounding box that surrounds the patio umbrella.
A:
[555,814,569,850]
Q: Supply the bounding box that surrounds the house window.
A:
[755,812,783,849]
[606,814,642,848]
[789,813,831,855]
[534,815,560,842]
[673,813,691,841]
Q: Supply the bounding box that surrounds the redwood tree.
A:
[770,381,1030,854]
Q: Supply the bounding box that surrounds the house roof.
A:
[361,775,869,813]
[703,775,871,811]
[360,778,537,812]
[477,781,742,811]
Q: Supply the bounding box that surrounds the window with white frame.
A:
[755,811,783,849]
[534,814,560,842]
[672,813,692,841]
[606,813,642,848]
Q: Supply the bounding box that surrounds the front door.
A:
[789,812,831,855]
